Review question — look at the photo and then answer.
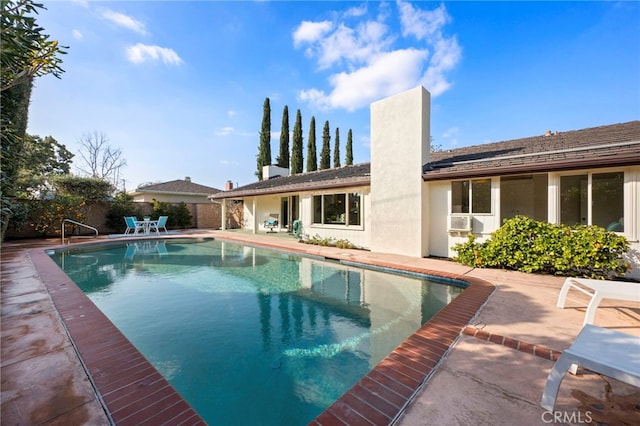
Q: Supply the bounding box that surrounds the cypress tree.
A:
[306,116,317,172]
[256,97,271,180]
[276,105,290,168]
[333,127,341,168]
[346,129,353,165]
[319,120,331,170]
[291,109,303,174]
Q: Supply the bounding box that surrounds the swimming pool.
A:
[49,238,465,424]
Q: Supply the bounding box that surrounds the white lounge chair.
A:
[557,277,640,326]
[541,324,640,411]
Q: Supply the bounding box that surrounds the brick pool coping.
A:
[29,237,496,426]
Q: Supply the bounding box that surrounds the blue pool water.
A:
[49,238,464,424]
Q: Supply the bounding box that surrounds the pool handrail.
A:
[62,218,98,244]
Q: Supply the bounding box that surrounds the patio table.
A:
[135,218,158,235]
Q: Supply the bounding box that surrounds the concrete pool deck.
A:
[2,230,639,425]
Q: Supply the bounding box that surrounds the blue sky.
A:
[27,1,640,191]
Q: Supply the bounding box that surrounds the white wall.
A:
[370,86,431,257]
[427,181,450,257]
[244,195,282,232]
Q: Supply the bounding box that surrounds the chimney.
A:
[544,130,552,137]
[262,165,289,180]
[225,180,233,191]
[185,176,191,182]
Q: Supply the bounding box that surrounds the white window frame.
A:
[551,168,629,233]
[311,191,364,229]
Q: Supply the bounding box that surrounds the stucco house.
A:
[211,86,640,279]
[130,177,221,204]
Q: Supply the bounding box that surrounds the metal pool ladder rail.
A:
[62,219,98,244]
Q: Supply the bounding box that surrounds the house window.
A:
[313,195,322,224]
[451,179,491,214]
[312,192,362,226]
[348,193,361,226]
[500,174,548,222]
[560,172,624,231]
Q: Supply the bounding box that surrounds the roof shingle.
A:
[212,121,640,199]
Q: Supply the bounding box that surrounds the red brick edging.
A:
[462,326,562,361]
[312,272,496,425]
[29,248,206,426]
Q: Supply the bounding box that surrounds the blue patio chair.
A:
[124,216,143,235]
[292,219,303,239]
[124,242,137,259]
[149,216,168,234]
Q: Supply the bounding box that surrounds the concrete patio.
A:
[2,230,639,425]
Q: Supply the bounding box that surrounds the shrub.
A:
[299,234,357,249]
[105,192,142,232]
[152,200,192,228]
[30,195,87,236]
[452,216,630,278]
[51,175,115,201]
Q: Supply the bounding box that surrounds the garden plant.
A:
[452,216,630,278]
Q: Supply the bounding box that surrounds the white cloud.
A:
[299,49,427,111]
[344,4,368,18]
[227,110,236,118]
[72,29,83,40]
[442,127,459,138]
[216,126,235,136]
[441,127,460,147]
[397,1,449,41]
[102,9,148,35]
[420,36,462,96]
[294,1,461,111]
[126,43,183,65]
[292,20,333,47]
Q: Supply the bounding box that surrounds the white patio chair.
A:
[557,277,640,325]
[541,324,640,411]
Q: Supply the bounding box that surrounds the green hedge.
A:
[452,216,630,278]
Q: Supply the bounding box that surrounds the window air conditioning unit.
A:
[448,215,472,232]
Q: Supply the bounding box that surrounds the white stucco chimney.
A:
[369,86,431,257]
[262,165,289,180]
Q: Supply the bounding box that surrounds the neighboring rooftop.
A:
[211,121,640,199]
[134,178,222,196]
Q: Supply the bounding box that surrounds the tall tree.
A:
[16,134,74,198]
[345,129,353,165]
[1,0,67,239]
[319,120,331,170]
[276,105,290,168]
[256,97,271,180]
[1,0,67,92]
[291,109,303,174]
[333,127,341,168]
[306,116,317,172]
[76,131,126,188]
